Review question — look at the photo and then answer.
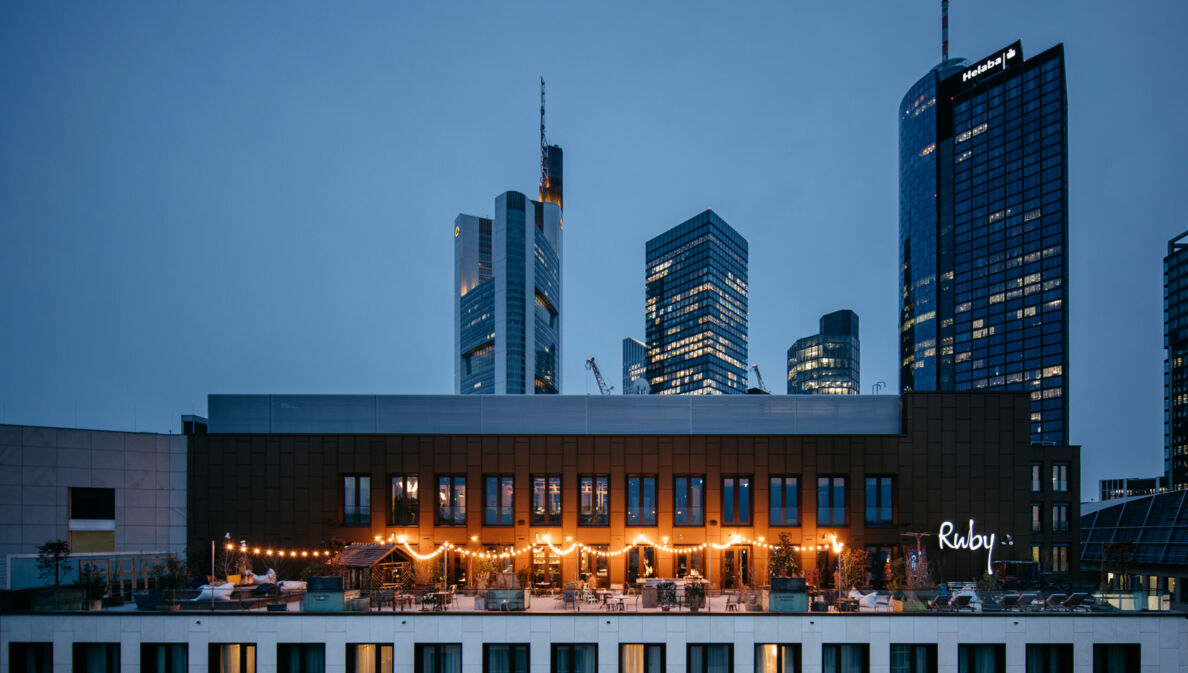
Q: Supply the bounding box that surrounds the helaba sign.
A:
[959,41,1022,86]
[938,519,1003,575]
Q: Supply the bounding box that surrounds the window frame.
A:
[346,644,393,673]
[209,644,256,673]
[141,644,188,673]
[889,644,936,673]
[436,476,467,526]
[483,475,515,527]
[674,475,706,526]
[1032,503,1043,533]
[817,476,847,527]
[626,475,658,526]
[551,644,597,673]
[822,644,868,673]
[483,644,529,673]
[864,476,894,526]
[769,476,800,526]
[722,476,752,526]
[342,474,371,526]
[1052,462,1069,492]
[1052,503,1069,534]
[532,475,563,526]
[579,475,610,526]
[957,644,1005,673]
[754,644,801,673]
[687,644,733,673]
[619,644,665,673]
[415,644,463,673]
[1031,462,1043,492]
[1025,644,1072,673]
[389,474,419,527]
[276,644,325,673]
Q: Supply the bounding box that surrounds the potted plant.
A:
[684,581,707,612]
[766,533,807,612]
[153,556,189,610]
[656,581,676,611]
[77,563,105,610]
[473,558,494,610]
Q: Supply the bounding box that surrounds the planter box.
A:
[485,589,529,611]
[32,588,85,611]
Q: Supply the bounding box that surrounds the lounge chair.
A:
[928,595,951,611]
[1043,593,1068,611]
[1016,593,1039,611]
[1001,594,1021,610]
[1061,592,1090,611]
[950,594,974,611]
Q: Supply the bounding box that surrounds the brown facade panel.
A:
[187,392,1081,588]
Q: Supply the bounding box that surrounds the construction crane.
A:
[752,364,769,393]
[585,357,614,395]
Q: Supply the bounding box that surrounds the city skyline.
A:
[1,2,1184,494]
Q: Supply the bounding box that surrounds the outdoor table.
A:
[396,594,415,611]
[434,592,450,611]
[605,595,626,611]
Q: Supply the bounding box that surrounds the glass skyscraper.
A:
[899,41,1068,444]
[1165,232,1188,490]
[455,191,562,394]
[645,210,748,395]
[622,337,648,394]
[787,310,860,395]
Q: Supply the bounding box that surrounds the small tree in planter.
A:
[768,533,801,582]
[152,557,189,607]
[837,548,871,593]
[77,563,105,609]
[37,539,72,588]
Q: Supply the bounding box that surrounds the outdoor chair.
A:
[927,595,951,611]
[951,594,974,611]
[725,591,741,612]
[1043,593,1068,611]
[1001,594,1021,610]
[1016,593,1039,611]
[1061,593,1090,611]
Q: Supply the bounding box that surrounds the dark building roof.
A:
[1080,490,1188,567]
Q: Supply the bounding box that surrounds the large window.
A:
[722,477,751,525]
[484,476,514,526]
[552,645,596,673]
[1031,463,1043,492]
[277,645,325,673]
[1052,544,1069,572]
[346,645,393,673]
[437,476,467,525]
[209,644,255,673]
[620,645,664,673]
[580,545,608,585]
[483,645,528,673]
[11,643,52,673]
[343,475,370,525]
[1092,645,1139,673]
[890,645,935,673]
[579,475,609,525]
[416,645,461,673]
[864,477,893,526]
[674,476,705,525]
[770,477,799,526]
[822,645,867,673]
[1032,503,1043,533]
[142,644,187,673]
[1052,503,1069,533]
[532,475,562,525]
[73,644,119,673]
[958,645,1004,673]
[688,645,732,673]
[1052,463,1069,492]
[817,477,846,526]
[1025,645,1071,673]
[390,475,418,526]
[627,476,657,526]
[755,645,800,673]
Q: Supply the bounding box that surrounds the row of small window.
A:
[12,641,1140,673]
[1032,462,1070,492]
[343,475,896,528]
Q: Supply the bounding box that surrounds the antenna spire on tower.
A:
[540,77,548,198]
[942,0,949,61]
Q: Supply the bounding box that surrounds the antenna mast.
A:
[941,0,949,61]
[539,77,548,198]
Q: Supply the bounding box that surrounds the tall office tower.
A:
[787,310,861,395]
[645,210,748,395]
[622,337,648,394]
[1165,232,1188,490]
[455,191,562,394]
[899,40,1069,444]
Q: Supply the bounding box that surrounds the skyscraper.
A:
[1165,232,1188,490]
[645,210,748,395]
[899,40,1069,444]
[787,310,860,395]
[622,337,648,394]
[455,191,562,394]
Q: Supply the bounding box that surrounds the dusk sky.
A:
[2,1,1185,497]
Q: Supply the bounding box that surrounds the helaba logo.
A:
[962,47,1018,82]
